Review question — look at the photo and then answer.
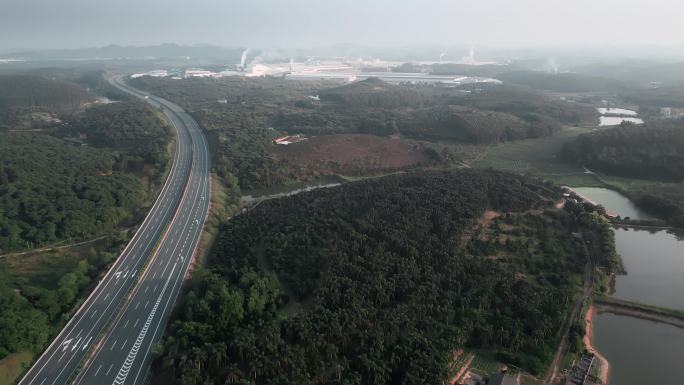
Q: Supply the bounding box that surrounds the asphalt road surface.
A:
[18,76,211,385]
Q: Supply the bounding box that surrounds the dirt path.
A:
[0,234,113,259]
[543,241,594,384]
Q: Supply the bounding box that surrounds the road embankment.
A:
[593,296,684,329]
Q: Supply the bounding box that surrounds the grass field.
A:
[0,237,117,289]
[473,126,591,174]
[467,349,505,377]
[0,351,32,385]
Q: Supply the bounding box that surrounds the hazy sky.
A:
[2,0,683,51]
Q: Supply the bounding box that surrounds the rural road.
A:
[18,75,211,385]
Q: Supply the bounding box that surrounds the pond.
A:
[612,228,684,309]
[576,185,684,384]
[571,187,653,219]
[592,313,684,385]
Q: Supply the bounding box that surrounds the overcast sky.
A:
[2,0,683,51]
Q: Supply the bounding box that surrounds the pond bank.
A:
[584,305,611,385]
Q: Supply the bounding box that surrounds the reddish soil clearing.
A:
[274,134,431,174]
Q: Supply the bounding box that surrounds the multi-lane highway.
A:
[19,76,211,385]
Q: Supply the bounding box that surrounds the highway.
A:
[18,76,211,385]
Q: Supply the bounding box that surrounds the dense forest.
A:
[0,91,175,252]
[0,133,147,251]
[152,170,613,385]
[0,236,126,361]
[0,74,93,130]
[0,74,92,111]
[62,101,172,165]
[562,120,684,180]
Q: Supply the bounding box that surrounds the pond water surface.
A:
[576,186,684,384]
[572,187,653,219]
[592,313,684,385]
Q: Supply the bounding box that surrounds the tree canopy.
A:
[153,170,612,385]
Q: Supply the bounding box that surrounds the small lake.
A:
[592,313,684,385]
[597,107,638,116]
[576,185,684,384]
[613,228,684,309]
[599,116,644,126]
[572,187,653,219]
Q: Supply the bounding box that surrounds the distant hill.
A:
[319,77,427,108]
[571,60,684,86]
[620,85,684,108]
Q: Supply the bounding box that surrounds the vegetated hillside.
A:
[153,170,616,385]
[563,120,684,180]
[0,75,92,111]
[494,71,626,93]
[398,105,537,143]
[456,84,598,127]
[131,76,599,190]
[0,133,147,252]
[129,75,335,110]
[0,236,126,362]
[63,101,173,165]
[17,67,129,101]
[0,74,94,130]
[319,77,427,108]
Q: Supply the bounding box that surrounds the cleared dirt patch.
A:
[0,350,33,385]
[274,134,433,176]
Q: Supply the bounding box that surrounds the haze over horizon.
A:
[3,0,684,53]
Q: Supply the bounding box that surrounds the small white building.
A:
[130,69,169,79]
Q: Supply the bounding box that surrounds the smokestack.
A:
[240,49,248,70]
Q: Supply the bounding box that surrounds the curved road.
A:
[18,76,211,385]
